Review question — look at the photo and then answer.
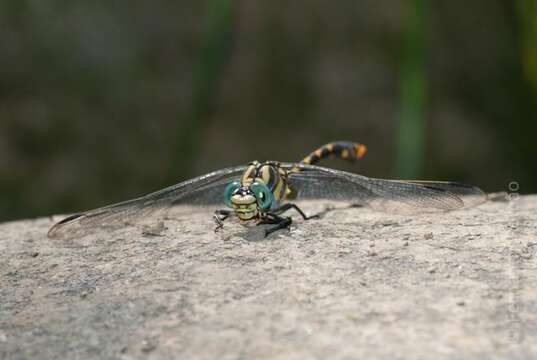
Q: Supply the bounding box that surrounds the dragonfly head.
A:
[224,181,274,220]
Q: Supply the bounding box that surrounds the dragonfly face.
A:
[224,181,274,221]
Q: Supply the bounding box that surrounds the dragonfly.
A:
[47,141,487,239]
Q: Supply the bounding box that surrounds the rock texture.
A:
[1,197,536,359]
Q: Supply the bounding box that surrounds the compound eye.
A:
[223,181,241,207]
[250,182,273,209]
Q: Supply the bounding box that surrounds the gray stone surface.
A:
[1,197,536,359]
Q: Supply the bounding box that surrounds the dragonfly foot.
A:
[214,209,232,232]
[214,216,224,232]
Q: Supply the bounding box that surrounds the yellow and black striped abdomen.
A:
[301,141,367,165]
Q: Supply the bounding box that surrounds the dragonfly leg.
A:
[263,214,292,237]
[271,203,319,220]
[214,209,233,232]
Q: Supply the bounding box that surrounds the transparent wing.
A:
[283,163,487,213]
[48,165,247,239]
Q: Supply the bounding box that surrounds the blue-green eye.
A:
[224,181,241,207]
[251,182,273,209]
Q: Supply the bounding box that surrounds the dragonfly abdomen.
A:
[301,141,367,165]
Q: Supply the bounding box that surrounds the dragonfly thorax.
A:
[240,161,290,205]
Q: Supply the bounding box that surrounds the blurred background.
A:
[1,0,536,222]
